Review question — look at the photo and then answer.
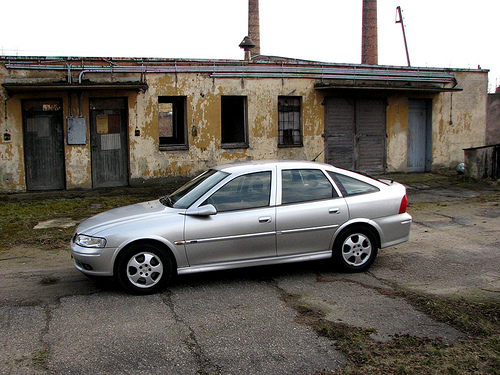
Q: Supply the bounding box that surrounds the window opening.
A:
[221,96,248,148]
[158,96,187,149]
[204,171,271,212]
[281,169,336,204]
[328,172,379,196]
[278,96,302,146]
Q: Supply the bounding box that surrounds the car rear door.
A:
[276,167,349,256]
[184,169,277,266]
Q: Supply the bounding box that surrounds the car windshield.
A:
[161,169,229,209]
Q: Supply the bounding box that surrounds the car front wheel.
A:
[334,226,378,272]
[116,243,172,294]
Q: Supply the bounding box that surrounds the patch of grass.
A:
[39,276,60,285]
[32,349,49,370]
[281,291,500,375]
[0,193,165,251]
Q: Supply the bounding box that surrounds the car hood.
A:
[76,199,181,235]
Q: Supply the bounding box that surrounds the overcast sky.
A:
[1,0,498,92]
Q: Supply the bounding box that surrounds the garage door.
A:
[324,97,386,174]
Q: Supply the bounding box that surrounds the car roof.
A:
[213,160,334,174]
[212,160,389,187]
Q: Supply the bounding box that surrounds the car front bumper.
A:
[71,242,116,276]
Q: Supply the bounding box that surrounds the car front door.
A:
[184,170,276,266]
[276,168,349,256]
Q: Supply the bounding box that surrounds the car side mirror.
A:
[185,204,217,216]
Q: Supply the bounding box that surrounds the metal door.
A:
[23,100,65,191]
[356,99,386,174]
[324,98,355,169]
[276,167,348,257]
[90,98,128,188]
[324,98,386,174]
[184,171,276,266]
[408,99,432,172]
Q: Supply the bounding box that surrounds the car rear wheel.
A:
[334,226,378,272]
[116,243,172,294]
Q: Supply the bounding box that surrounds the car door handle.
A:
[329,208,341,214]
[259,216,272,223]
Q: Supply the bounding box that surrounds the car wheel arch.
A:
[332,221,381,251]
[113,239,178,276]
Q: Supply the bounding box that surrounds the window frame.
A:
[278,96,303,147]
[158,96,188,150]
[203,171,272,212]
[221,95,248,149]
[328,171,380,197]
[281,169,337,205]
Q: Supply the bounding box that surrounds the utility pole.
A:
[396,6,411,67]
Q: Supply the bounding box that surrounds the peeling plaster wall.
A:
[432,71,487,170]
[0,67,24,191]
[386,71,488,172]
[386,96,409,172]
[129,73,326,183]
[0,60,488,192]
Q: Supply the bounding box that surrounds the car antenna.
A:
[312,137,330,162]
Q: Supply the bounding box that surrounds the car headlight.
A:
[74,234,107,248]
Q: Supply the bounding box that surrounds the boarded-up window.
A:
[278,97,302,146]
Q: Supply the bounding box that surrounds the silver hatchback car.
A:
[71,161,412,294]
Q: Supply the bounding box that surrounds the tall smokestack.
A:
[248,0,260,57]
[362,0,378,65]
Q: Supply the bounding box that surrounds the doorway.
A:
[407,99,432,172]
[22,100,65,191]
[90,98,128,188]
[324,97,386,174]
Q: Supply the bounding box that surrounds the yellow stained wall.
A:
[386,70,487,172]
[0,85,139,191]
[129,73,326,182]
[0,65,488,192]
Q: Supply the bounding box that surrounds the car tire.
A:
[333,226,378,272]
[116,243,172,295]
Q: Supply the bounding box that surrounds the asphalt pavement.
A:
[0,174,498,374]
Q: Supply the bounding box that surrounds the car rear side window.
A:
[281,169,337,204]
[204,171,272,212]
[328,172,379,197]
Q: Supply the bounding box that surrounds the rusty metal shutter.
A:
[324,98,355,170]
[356,99,386,174]
[324,98,386,174]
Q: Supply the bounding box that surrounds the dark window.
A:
[281,169,336,204]
[204,171,271,212]
[221,96,248,148]
[328,172,380,197]
[278,96,302,146]
[158,96,187,149]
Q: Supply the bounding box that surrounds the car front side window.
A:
[204,171,271,212]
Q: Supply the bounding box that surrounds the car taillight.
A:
[399,194,408,214]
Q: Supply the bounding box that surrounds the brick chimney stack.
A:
[362,0,378,65]
[248,0,261,58]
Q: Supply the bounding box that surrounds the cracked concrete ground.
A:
[0,176,498,374]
